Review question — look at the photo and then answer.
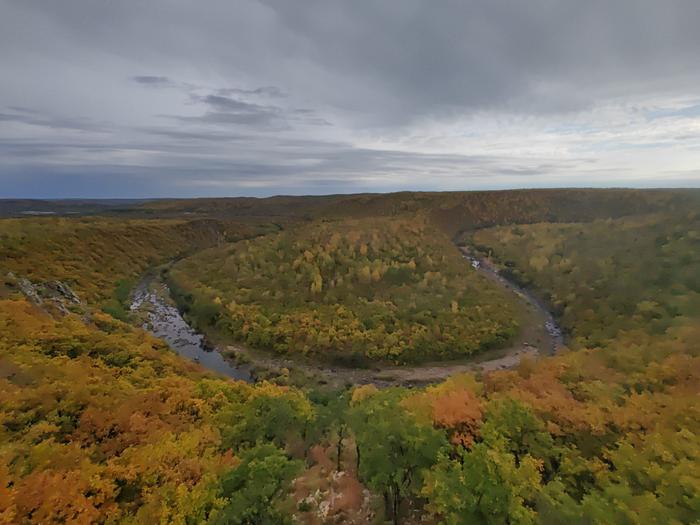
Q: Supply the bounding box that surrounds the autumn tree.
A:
[423,443,542,525]
[349,389,447,524]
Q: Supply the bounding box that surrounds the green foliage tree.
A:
[423,443,542,525]
[349,389,448,524]
[481,398,555,473]
[219,384,316,454]
[213,444,302,525]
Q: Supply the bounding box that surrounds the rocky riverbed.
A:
[130,277,252,381]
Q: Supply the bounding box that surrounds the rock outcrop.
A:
[6,272,82,314]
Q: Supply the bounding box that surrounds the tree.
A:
[423,443,541,525]
[576,429,700,525]
[307,390,351,471]
[481,398,555,472]
[349,389,447,524]
[310,272,323,294]
[220,385,316,454]
[358,265,372,284]
[213,444,302,525]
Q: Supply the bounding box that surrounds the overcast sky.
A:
[1,0,700,198]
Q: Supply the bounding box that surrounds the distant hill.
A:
[4,189,698,226]
[0,199,150,217]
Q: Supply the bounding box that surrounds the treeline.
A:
[168,217,519,363]
[131,189,699,232]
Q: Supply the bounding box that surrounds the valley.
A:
[2,188,700,524]
[131,242,563,388]
[5,4,700,522]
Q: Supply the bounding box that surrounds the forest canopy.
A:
[1,189,700,524]
[168,217,519,363]
[470,211,700,349]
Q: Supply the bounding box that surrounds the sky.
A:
[1,0,700,198]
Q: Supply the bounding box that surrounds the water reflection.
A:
[131,280,252,382]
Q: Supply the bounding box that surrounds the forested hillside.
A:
[0,218,275,315]
[470,211,700,348]
[1,189,700,524]
[127,189,695,231]
[0,297,319,523]
[168,217,519,363]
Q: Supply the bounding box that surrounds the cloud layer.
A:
[1,0,700,197]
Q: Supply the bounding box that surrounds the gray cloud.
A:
[186,94,287,128]
[0,107,106,132]
[132,75,172,86]
[138,127,249,142]
[647,102,700,121]
[202,95,273,113]
[165,92,330,129]
[218,86,286,98]
[255,0,700,123]
[1,0,699,196]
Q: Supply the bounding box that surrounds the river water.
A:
[130,279,252,381]
[461,249,564,354]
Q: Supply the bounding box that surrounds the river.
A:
[459,247,564,354]
[130,278,252,381]
[130,249,564,386]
